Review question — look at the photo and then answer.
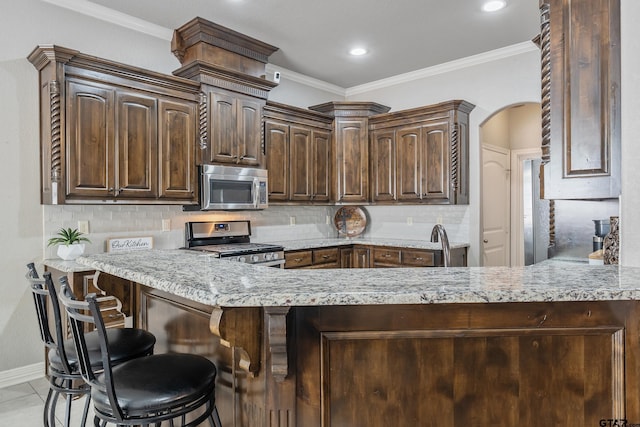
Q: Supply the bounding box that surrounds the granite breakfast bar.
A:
[75,249,640,427]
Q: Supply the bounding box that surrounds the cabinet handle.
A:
[321,255,330,259]
[483,239,488,243]
[383,254,391,258]
[294,258,303,262]
[414,257,424,261]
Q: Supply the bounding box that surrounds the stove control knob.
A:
[271,252,280,260]
[251,254,260,262]
[237,256,246,263]
[264,252,273,260]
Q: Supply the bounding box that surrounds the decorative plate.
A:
[334,206,367,237]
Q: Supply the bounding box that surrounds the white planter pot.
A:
[57,243,85,261]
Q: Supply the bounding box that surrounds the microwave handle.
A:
[253,178,260,208]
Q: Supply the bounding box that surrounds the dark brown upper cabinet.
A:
[309,102,391,204]
[539,0,621,199]
[204,87,264,167]
[369,100,474,205]
[28,46,200,205]
[263,102,333,204]
[171,18,279,169]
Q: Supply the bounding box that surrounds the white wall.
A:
[347,50,542,266]
[508,103,542,151]
[480,108,510,149]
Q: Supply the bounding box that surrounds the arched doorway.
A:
[480,102,548,266]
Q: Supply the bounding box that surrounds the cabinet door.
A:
[370,129,396,202]
[421,121,450,202]
[396,126,421,201]
[116,91,157,199]
[311,130,331,202]
[371,248,402,267]
[402,249,435,267]
[285,250,313,268]
[290,126,312,201]
[265,121,289,201]
[542,0,620,199]
[158,99,197,201]
[208,91,237,164]
[335,118,368,203]
[236,97,264,166]
[66,80,115,198]
[353,247,370,268]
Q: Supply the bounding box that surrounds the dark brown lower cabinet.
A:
[133,284,640,427]
[289,245,467,269]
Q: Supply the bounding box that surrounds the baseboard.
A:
[0,363,45,388]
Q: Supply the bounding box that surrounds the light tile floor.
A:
[0,377,93,427]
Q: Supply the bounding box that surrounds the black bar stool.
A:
[25,263,156,427]
[58,279,222,427]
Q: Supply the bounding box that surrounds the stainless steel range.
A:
[184,220,285,267]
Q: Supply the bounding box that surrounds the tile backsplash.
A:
[43,204,470,258]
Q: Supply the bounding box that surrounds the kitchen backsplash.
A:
[42,204,470,258]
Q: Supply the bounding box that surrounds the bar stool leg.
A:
[80,393,91,427]
[63,380,73,427]
[49,388,60,427]
[43,387,54,427]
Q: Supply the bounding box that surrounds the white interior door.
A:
[482,145,510,266]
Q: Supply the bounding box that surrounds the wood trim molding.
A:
[209,306,262,376]
[264,306,291,382]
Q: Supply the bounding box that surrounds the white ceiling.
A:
[76,0,540,89]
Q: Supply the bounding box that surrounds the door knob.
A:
[483,239,488,243]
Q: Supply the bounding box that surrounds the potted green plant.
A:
[47,227,91,260]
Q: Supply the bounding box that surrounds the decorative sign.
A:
[107,237,153,253]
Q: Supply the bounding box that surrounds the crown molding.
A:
[265,64,346,97]
[345,41,539,97]
[41,0,173,40]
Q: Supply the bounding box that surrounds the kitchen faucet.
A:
[430,224,451,267]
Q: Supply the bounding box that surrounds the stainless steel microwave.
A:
[199,165,268,210]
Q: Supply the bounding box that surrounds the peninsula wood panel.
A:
[295,302,640,427]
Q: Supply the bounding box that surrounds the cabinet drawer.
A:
[372,248,402,266]
[285,250,313,268]
[402,250,435,267]
[313,247,339,265]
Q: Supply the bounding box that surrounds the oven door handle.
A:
[259,259,286,268]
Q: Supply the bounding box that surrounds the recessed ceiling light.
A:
[349,47,368,56]
[482,0,506,12]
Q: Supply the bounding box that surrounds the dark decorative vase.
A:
[603,216,619,265]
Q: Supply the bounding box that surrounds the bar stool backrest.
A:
[58,279,125,421]
[25,263,75,375]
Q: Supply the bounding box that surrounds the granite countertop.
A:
[269,237,469,251]
[44,258,95,273]
[74,249,640,308]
